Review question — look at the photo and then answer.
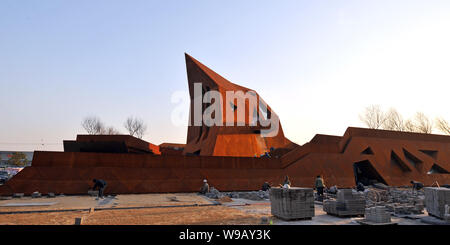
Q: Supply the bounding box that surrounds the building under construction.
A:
[1,54,449,195]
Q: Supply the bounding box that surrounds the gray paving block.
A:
[270,187,315,220]
[424,187,450,219]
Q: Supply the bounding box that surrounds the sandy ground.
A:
[0,194,438,225]
[0,193,266,225]
[0,193,211,212]
[0,206,265,225]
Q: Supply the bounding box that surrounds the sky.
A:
[1,0,449,151]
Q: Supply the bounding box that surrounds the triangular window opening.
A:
[419,150,438,160]
[427,164,450,174]
[403,149,422,169]
[361,147,374,155]
[390,151,411,172]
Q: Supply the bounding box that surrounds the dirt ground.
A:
[0,193,267,225]
[0,206,266,225]
[0,193,211,212]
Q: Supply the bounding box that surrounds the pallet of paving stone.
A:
[324,200,364,217]
[424,187,450,219]
[365,207,391,223]
[323,200,338,214]
[337,189,354,199]
[324,190,366,216]
[270,187,315,220]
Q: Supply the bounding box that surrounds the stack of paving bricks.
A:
[269,187,315,220]
[424,187,450,220]
[323,189,366,216]
[365,206,391,223]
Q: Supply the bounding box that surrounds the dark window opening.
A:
[193,150,201,156]
[353,160,387,186]
[253,130,261,134]
[403,148,422,169]
[427,163,450,174]
[419,150,438,160]
[391,151,411,172]
[361,147,374,155]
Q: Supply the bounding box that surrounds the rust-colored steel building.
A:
[1,54,449,195]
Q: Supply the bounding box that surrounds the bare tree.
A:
[359,105,386,129]
[359,105,446,135]
[413,112,433,134]
[403,119,416,133]
[383,108,405,131]
[81,116,104,135]
[435,117,450,135]
[104,126,121,135]
[82,116,121,135]
[124,117,147,139]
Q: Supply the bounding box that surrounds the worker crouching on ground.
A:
[91,179,107,200]
[328,185,338,194]
[315,175,325,201]
[200,179,209,194]
[411,180,424,194]
[356,182,365,192]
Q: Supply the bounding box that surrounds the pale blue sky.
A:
[1,0,449,151]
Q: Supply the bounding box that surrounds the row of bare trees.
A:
[81,116,147,138]
[359,105,450,135]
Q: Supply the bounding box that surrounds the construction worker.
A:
[315,175,325,197]
[279,176,291,189]
[91,179,107,199]
[262,182,271,191]
[411,180,424,194]
[200,179,210,194]
[357,182,365,192]
[328,185,338,194]
[282,176,291,186]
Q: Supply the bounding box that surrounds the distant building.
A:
[0,151,33,167]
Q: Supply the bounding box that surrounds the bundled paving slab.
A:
[269,187,315,220]
[323,189,365,216]
[365,206,391,223]
[424,187,450,220]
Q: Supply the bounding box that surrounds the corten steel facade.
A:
[183,54,296,157]
[0,55,449,195]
